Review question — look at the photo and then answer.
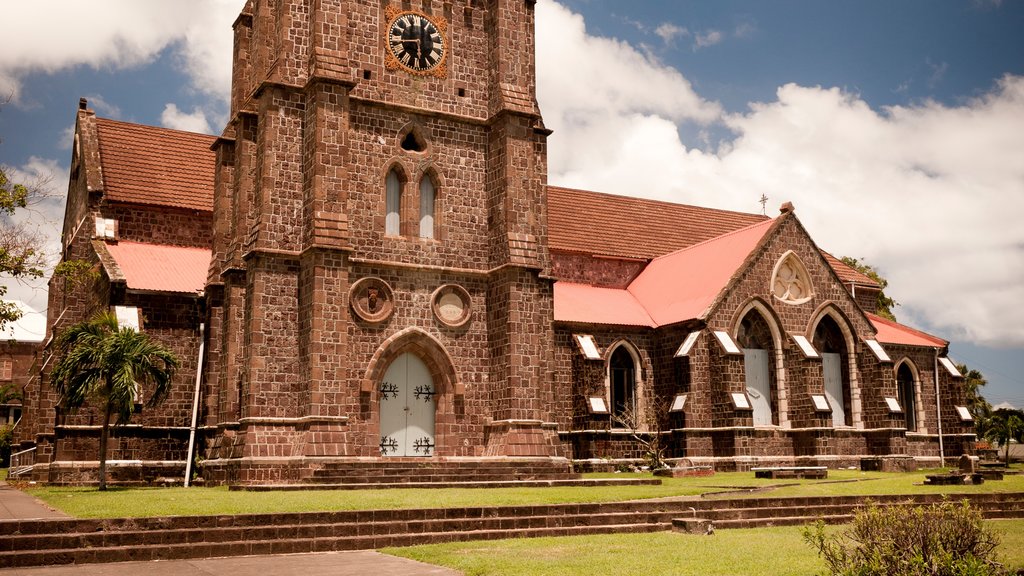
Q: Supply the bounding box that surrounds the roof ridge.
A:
[649,216,776,263]
[95,116,217,140]
[548,185,771,221]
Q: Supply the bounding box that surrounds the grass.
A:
[384,520,1024,576]
[20,467,1024,518]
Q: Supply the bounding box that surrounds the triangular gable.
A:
[625,219,775,326]
[701,210,876,334]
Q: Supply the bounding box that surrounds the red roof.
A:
[627,219,775,326]
[548,186,768,259]
[104,241,212,294]
[554,283,655,327]
[867,312,947,347]
[95,118,215,212]
[821,251,880,288]
[554,218,775,327]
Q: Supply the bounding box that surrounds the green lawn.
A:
[20,467,1024,518]
[385,520,1024,576]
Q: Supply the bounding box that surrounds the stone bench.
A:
[751,466,828,480]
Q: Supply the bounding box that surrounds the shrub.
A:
[803,499,1007,576]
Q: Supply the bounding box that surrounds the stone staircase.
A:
[2,493,1023,569]
[675,492,1024,530]
[233,458,662,491]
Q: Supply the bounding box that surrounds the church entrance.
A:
[379,353,436,457]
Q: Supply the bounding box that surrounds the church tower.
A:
[202,0,563,483]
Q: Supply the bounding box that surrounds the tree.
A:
[610,396,672,471]
[840,256,899,321]
[1,103,51,328]
[984,408,1024,467]
[50,311,179,490]
[957,362,992,428]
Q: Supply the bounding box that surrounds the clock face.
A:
[387,11,446,74]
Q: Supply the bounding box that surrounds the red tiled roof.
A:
[867,312,947,348]
[627,219,775,326]
[554,218,776,327]
[103,241,212,294]
[548,186,768,259]
[554,282,655,327]
[95,118,215,212]
[821,251,880,288]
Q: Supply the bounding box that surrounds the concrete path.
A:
[0,483,67,520]
[0,482,460,575]
[0,551,461,576]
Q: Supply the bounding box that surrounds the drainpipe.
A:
[184,323,206,487]
[934,348,945,468]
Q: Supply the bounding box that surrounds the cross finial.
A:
[759,194,768,215]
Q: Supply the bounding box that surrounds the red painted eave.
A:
[103,241,212,294]
[867,312,948,348]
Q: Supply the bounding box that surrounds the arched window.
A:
[609,346,637,423]
[738,310,778,426]
[896,361,918,432]
[814,315,851,427]
[385,168,402,236]
[419,176,435,239]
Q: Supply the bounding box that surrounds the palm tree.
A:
[50,311,179,490]
[984,409,1024,467]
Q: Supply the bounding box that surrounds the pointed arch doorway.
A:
[379,353,436,457]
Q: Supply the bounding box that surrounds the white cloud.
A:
[655,23,688,46]
[1,157,69,314]
[161,103,213,134]
[83,95,124,120]
[537,0,1024,346]
[694,29,724,50]
[0,1,241,107]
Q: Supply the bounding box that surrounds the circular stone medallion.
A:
[431,284,472,327]
[350,277,395,323]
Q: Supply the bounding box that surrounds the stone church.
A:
[12,0,974,485]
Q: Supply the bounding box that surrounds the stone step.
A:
[0,508,677,555]
[3,492,1022,568]
[242,478,660,491]
[0,518,669,568]
[306,472,580,482]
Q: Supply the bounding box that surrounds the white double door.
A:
[379,353,436,457]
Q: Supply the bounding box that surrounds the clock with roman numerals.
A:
[385,9,447,77]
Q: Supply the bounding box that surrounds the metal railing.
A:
[8,446,36,477]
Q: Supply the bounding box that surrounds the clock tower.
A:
[202,0,562,483]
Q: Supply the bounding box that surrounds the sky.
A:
[0,1,1021,407]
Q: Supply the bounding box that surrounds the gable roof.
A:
[628,219,776,326]
[554,218,776,328]
[548,186,769,260]
[95,118,216,212]
[867,312,947,347]
[99,241,212,294]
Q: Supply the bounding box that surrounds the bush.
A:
[0,424,13,467]
[803,499,1007,576]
